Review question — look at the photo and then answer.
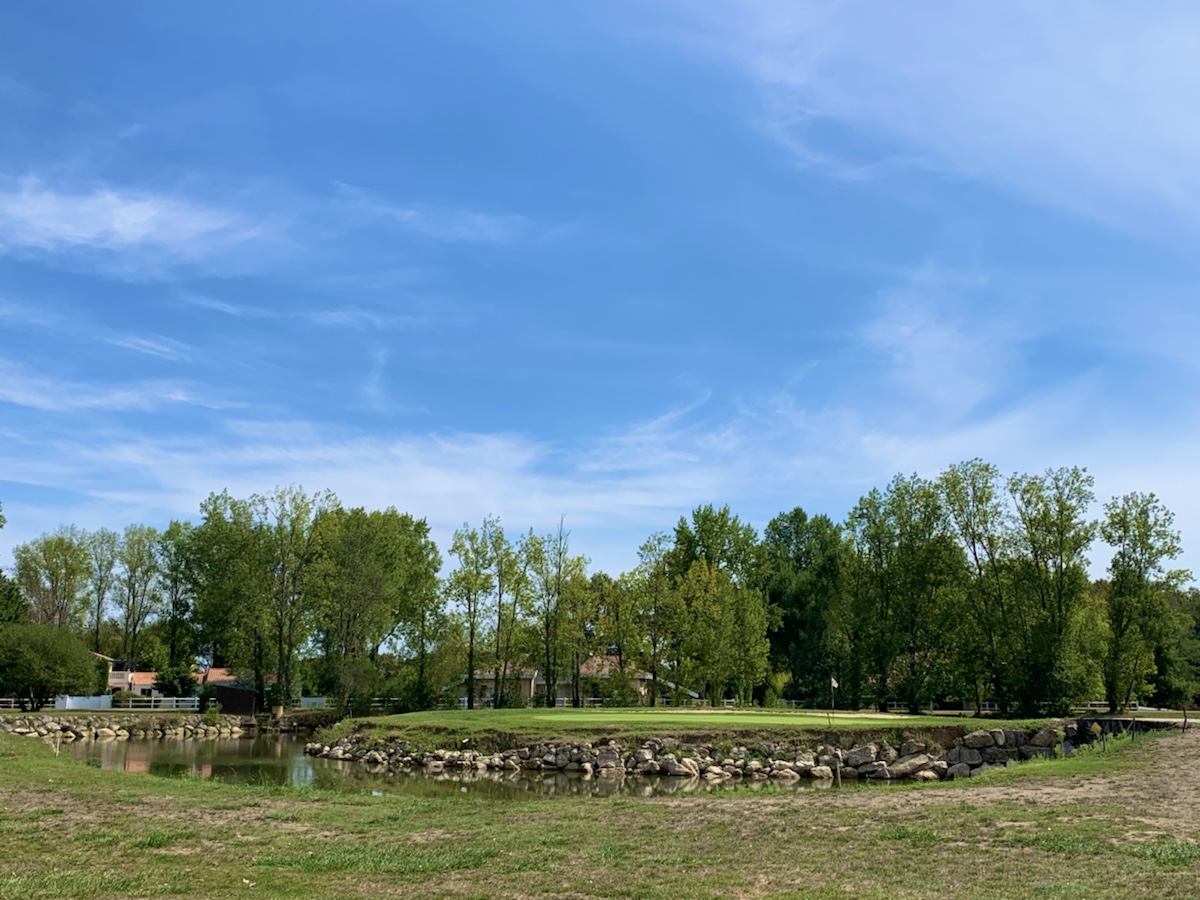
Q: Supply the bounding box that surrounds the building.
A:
[462,657,687,707]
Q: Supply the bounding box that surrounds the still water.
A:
[68,735,832,799]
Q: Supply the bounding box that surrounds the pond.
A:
[68,734,837,798]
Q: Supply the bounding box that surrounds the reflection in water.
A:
[70,736,833,799]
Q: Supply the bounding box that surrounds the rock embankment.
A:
[1,713,245,742]
[304,723,1093,782]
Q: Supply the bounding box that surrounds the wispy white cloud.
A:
[0,176,262,256]
[104,334,193,362]
[182,295,272,318]
[334,182,527,243]
[699,1,1200,230]
[0,359,226,413]
[303,307,432,331]
[2,360,1200,577]
[184,295,441,332]
[861,263,1018,419]
[1,297,197,364]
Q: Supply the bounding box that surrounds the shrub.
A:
[0,624,96,710]
[201,701,222,726]
[154,663,198,698]
[265,682,288,709]
[198,685,218,712]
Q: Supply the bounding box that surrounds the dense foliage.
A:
[0,463,1196,715]
[0,622,97,710]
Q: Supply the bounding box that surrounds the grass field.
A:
[1,722,1197,898]
[319,706,1052,750]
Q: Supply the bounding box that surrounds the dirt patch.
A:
[646,727,1199,840]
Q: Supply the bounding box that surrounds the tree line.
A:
[1,460,1197,715]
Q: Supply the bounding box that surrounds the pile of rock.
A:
[943,725,1073,778]
[305,722,1085,783]
[1,713,245,741]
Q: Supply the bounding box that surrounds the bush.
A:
[602,669,643,707]
[154,663,197,698]
[94,657,111,696]
[0,623,96,710]
[346,693,373,717]
[198,685,218,713]
[264,682,288,709]
[201,701,222,726]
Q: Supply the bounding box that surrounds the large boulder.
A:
[596,746,624,769]
[1030,727,1061,748]
[899,739,927,758]
[982,747,1018,764]
[664,757,699,777]
[947,746,983,767]
[857,761,891,779]
[946,762,971,779]
[845,744,877,768]
[890,754,935,779]
[808,765,834,779]
[963,730,995,749]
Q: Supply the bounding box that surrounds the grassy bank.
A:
[3,724,1197,898]
[318,707,1053,752]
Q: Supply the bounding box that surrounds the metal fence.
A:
[55,695,114,710]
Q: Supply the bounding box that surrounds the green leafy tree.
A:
[115,524,161,666]
[1100,492,1189,712]
[190,491,275,704]
[154,662,197,698]
[1007,467,1097,712]
[0,623,96,710]
[559,562,599,707]
[485,518,529,709]
[939,461,1098,714]
[0,569,27,625]
[13,527,90,628]
[0,502,26,624]
[633,533,683,705]
[157,521,197,667]
[666,504,759,585]
[84,528,119,653]
[600,571,643,674]
[254,486,336,706]
[447,522,494,709]
[311,506,442,710]
[761,508,845,705]
[844,475,963,713]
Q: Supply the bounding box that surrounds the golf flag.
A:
[830,677,839,689]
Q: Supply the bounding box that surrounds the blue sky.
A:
[2,2,1199,576]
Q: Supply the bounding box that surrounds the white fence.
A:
[55,695,113,711]
[112,697,199,711]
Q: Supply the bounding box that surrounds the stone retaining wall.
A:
[0,712,246,741]
[304,722,1105,783]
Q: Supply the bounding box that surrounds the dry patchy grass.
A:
[0,726,1196,898]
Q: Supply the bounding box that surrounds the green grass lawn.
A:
[1,725,1197,899]
[320,706,1053,750]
